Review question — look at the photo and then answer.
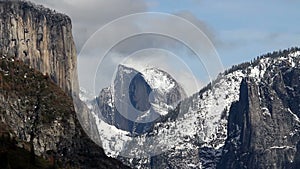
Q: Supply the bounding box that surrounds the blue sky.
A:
[147,0,300,67]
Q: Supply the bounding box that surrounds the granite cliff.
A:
[96,64,186,135]
[218,59,300,168]
[0,0,78,96]
[0,1,129,168]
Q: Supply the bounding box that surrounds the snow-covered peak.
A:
[117,64,139,75]
[248,50,300,83]
[141,67,176,93]
[288,51,300,58]
[117,64,179,94]
[97,64,187,132]
[116,64,186,99]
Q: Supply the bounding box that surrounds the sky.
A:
[31,0,300,96]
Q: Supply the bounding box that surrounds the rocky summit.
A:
[96,64,187,135]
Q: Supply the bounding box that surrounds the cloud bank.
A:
[30,0,221,96]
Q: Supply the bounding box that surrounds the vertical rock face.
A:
[96,64,187,134]
[218,68,300,168]
[0,0,78,96]
[0,1,130,168]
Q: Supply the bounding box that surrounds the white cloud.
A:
[31,0,148,51]
[30,0,220,96]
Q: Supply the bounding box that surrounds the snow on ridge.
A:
[288,108,300,123]
[249,51,299,82]
[118,64,178,93]
[133,51,298,155]
[182,70,245,148]
[288,51,300,58]
[91,111,131,157]
[269,146,295,150]
[79,52,300,167]
[141,67,176,93]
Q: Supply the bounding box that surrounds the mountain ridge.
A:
[2,1,300,169]
[95,47,300,168]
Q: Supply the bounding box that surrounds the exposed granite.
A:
[0,0,78,96]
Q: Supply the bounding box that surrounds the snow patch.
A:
[141,68,176,93]
[269,146,294,150]
[288,108,300,123]
[91,111,131,157]
[288,51,300,58]
[261,107,271,117]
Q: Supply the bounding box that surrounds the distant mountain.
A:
[96,64,187,134]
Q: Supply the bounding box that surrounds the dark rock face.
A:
[97,65,155,134]
[129,73,152,112]
[218,66,300,168]
[0,1,78,96]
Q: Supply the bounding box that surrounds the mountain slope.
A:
[107,48,300,168]
[218,53,300,168]
[0,56,129,169]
